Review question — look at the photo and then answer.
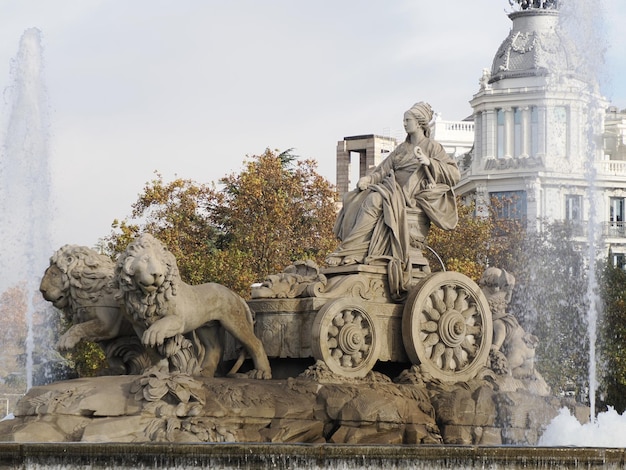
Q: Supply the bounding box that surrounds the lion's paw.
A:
[56,334,80,351]
[247,369,272,380]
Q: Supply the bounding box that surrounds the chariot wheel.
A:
[311,298,381,378]
[402,272,492,382]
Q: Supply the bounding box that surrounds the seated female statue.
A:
[325,102,460,296]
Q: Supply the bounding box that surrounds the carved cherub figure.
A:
[479,267,539,379]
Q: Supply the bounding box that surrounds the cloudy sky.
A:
[1,0,625,249]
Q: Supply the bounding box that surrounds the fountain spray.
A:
[0,28,53,390]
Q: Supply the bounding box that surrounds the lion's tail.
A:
[227,350,247,376]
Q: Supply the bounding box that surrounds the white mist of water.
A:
[540,0,626,444]
[0,28,52,390]
[558,0,608,421]
[539,407,626,447]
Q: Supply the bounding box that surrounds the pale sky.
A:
[1,0,625,249]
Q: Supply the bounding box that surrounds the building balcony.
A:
[540,221,626,241]
[604,221,626,238]
[432,120,474,144]
[595,159,626,176]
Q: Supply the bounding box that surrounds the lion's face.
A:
[41,245,116,315]
[117,234,178,297]
[40,264,69,308]
[127,249,168,293]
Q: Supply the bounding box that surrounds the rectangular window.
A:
[490,191,527,220]
[530,106,539,157]
[497,108,505,159]
[613,253,626,270]
[610,197,625,224]
[609,197,625,237]
[565,195,582,221]
[514,107,522,157]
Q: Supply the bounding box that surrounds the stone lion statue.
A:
[114,233,272,379]
[39,245,151,375]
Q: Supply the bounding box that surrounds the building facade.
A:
[454,2,626,265]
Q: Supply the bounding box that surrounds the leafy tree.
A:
[104,149,338,297]
[508,221,590,398]
[0,286,28,392]
[426,198,526,281]
[211,148,338,281]
[104,172,220,285]
[598,254,626,413]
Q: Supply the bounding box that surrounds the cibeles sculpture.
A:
[2,102,586,445]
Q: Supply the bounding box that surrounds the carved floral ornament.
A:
[496,31,565,73]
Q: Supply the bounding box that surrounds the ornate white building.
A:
[455,1,626,266]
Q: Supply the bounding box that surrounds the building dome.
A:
[489,8,577,84]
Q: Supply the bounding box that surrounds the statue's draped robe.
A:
[331,139,460,297]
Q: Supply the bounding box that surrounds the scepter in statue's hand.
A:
[413,146,436,189]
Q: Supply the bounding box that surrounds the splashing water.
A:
[539,0,626,443]
[539,407,626,447]
[0,28,53,390]
[558,0,608,422]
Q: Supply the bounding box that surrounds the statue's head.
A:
[405,102,433,138]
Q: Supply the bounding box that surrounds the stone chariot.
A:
[247,253,492,383]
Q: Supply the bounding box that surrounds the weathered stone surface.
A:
[0,366,577,446]
[14,376,140,418]
[431,388,476,426]
[440,424,472,445]
[472,385,497,426]
[475,426,502,445]
[21,235,591,447]
[82,416,155,442]
[0,373,445,444]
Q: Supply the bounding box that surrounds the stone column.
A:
[504,107,513,158]
[336,140,351,195]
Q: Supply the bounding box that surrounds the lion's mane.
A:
[48,245,117,316]
[114,234,180,324]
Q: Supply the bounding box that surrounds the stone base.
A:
[0,366,588,445]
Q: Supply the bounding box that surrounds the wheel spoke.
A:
[424,307,441,321]
[422,320,438,333]
[454,289,468,311]
[431,343,445,363]
[466,324,482,336]
[430,292,446,313]
[461,305,476,319]
[453,346,467,368]
[443,347,454,370]
[444,285,456,309]
[461,337,477,356]
[424,333,439,347]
